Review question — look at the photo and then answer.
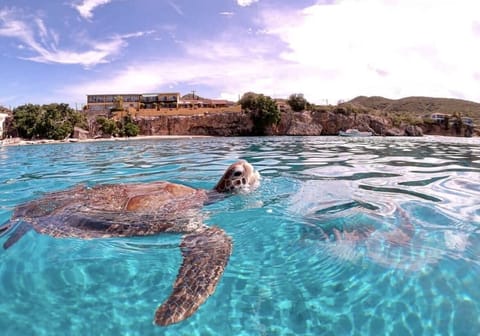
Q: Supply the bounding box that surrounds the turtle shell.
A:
[11,182,209,239]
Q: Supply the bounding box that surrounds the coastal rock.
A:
[270,110,391,136]
[272,111,323,135]
[420,123,475,137]
[315,110,355,135]
[385,128,404,136]
[367,115,392,135]
[137,112,253,136]
[82,110,476,139]
[131,110,437,137]
[405,125,423,136]
[73,127,90,140]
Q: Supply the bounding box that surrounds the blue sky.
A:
[1,0,479,109]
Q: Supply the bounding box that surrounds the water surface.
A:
[1,136,480,335]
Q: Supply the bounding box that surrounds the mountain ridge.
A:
[348,96,480,124]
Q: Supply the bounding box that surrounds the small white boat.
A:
[339,129,372,137]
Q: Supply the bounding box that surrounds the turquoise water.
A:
[1,136,480,335]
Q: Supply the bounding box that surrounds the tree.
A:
[12,104,42,138]
[287,93,309,112]
[238,92,258,110]
[12,103,86,140]
[120,115,139,137]
[96,116,118,136]
[239,92,280,135]
[123,122,140,137]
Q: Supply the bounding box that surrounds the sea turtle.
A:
[0,160,260,326]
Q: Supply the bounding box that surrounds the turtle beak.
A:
[242,161,260,192]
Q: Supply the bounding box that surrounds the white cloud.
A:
[34,18,48,40]
[168,1,184,16]
[25,38,126,66]
[0,9,150,67]
[64,0,480,104]
[219,11,235,17]
[73,0,112,20]
[118,30,155,39]
[237,0,259,7]
[258,0,480,102]
[63,38,282,98]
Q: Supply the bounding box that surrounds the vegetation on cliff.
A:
[96,115,139,137]
[3,95,478,140]
[239,92,280,135]
[287,93,311,112]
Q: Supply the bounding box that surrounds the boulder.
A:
[404,125,423,136]
[73,127,90,140]
[385,128,404,136]
[271,111,323,135]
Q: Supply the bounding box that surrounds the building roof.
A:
[87,92,180,97]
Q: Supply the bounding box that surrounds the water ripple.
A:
[1,136,480,335]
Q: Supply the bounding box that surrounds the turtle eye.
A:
[233,171,242,177]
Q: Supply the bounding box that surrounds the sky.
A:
[0,0,480,109]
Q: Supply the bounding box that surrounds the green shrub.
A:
[287,93,309,112]
[239,92,280,135]
[12,103,86,140]
[96,116,118,136]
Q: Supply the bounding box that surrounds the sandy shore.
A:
[1,135,212,147]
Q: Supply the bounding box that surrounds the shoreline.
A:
[1,135,212,147]
[1,134,478,148]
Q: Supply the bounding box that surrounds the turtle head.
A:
[214,160,260,194]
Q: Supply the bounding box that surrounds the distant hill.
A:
[181,93,205,101]
[348,96,480,124]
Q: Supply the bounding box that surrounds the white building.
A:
[0,113,8,139]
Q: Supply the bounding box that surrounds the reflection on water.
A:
[0,136,480,335]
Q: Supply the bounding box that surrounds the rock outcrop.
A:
[270,111,323,135]
[405,125,424,136]
[420,122,474,137]
[385,128,404,136]
[7,107,474,140]
[268,110,392,136]
[137,112,253,136]
[130,110,475,137]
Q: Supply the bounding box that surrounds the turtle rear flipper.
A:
[3,222,33,249]
[154,226,232,326]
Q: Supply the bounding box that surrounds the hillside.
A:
[348,96,480,124]
[181,93,205,100]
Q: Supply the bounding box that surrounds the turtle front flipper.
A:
[0,221,10,234]
[3,222,33,249]
[154,226,232,326]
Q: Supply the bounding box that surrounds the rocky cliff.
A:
[267,109,392,136]
[132,109,475,137]
[5,107,474,140]
[133,109,475,137]
[136,112,253,136]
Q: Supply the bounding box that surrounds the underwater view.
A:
[1,136,480,335]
